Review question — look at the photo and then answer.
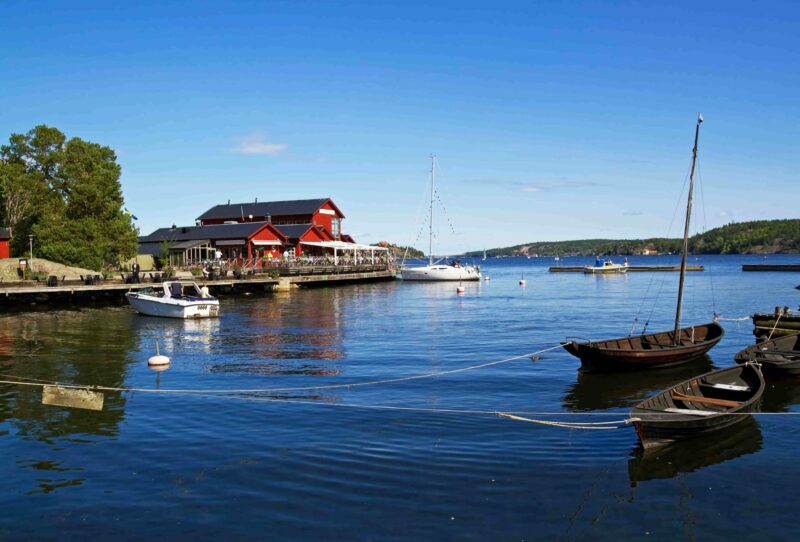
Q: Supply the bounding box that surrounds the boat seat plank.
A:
[663,408,716,417]
[670,390,742,408]
[702,382,750,392]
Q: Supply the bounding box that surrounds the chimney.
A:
[255,197,258,203]
[266,214,271,224]
[227,199,231,205]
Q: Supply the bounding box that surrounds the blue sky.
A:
[1,1,798,253]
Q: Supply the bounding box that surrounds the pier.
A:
[742,264,800,272]
[549,265,704,273]
[0,264,396,310]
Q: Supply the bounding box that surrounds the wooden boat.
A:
[563,115,723,372]
[563,323,723,372]
[630,362,764,449]
[734,332,800,376]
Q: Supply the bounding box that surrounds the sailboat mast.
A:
[429,154,435,266]
[673,114,703,343]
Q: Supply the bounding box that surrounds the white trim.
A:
[252,240,282,246]
[318,209,336,215]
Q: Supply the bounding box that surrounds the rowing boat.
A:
[630,363,764,449]
[734,332,800,376]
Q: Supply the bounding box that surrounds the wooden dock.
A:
[0,265,396,310]
[742,264,800,272]
[549,265,704,273]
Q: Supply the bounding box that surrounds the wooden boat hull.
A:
[734,333,800,376]
[630,363,764,449]
[562,322,724,372]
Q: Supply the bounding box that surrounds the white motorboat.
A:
[126,281,220,318]
[583,258,628,274]
[400,155,481,282]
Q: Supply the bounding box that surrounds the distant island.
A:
[373,242,425,259]
[467,219,800,257]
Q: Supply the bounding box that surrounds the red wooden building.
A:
[138,221,287,266]
[196,198,346,240]
[138,197,384,264]
[0,228,10,259]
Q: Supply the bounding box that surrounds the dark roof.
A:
[0,227,10,240]
[139,222,273,243]
[274,224,315,240]
[197,198,338,221]
[138,242,165,256]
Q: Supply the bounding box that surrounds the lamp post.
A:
[28,234,33,271]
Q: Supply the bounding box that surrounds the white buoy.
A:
[484,275,490,281]
[148,339,170,366]
[456,286,465,294]
[519,272,526,286]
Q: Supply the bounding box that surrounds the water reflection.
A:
[562,356,715,411]
[0,309,137,495]
[760,376,800,412]
[628,416,763,484]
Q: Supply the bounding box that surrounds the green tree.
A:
[1,125,138,269]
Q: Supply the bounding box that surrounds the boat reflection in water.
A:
[563,356,714,411]
[627,416,763,485]
[206,289,347,383]
[760,376,800,412]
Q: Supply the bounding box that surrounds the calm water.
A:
[2,254,800,540]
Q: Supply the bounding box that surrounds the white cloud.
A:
[233,132,288,156]
[623,211,643,216]
[718,211,731,218]
[519,186,543,193]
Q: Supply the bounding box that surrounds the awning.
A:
[252,240,283,246]
[300,241,388,251]
[171,239,211,250]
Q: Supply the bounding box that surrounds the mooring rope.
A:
[767,312,783,341]
[0,344,566,395]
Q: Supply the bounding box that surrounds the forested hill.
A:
[467,219,800,257]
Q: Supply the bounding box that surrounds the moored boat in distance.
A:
[734,332,800,376]
[630,362,764,449]
[126,281,219,318]
[583,257,628,274]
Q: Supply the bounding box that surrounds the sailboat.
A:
[400,155,481,281]
[482,249,487,261]
[562,115,723,372]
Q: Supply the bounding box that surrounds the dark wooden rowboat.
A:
[734,332,800,376]
[562,322,724,373]
[630,362,764,449]
[563,116,723,372]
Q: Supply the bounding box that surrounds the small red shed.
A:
[0,228,10,259]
